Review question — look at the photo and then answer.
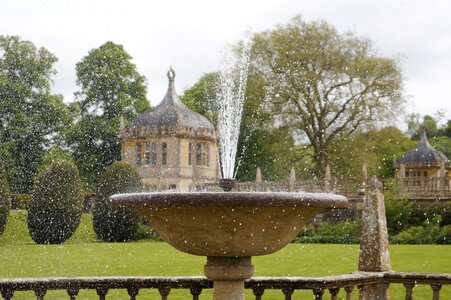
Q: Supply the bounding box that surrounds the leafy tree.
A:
[27,161,83,244]
[68,41,150,188]
[251,16,404,176]
[0,160,11,235]
[93,161,142,242]
[329,127,415,178]
[182,69,298,181]
[0,35,70,193]
[36,148,74,177]
[430,136,451,159]
[437,119,451,137]
[235,68,299,180]
[182,72,220,127]
[406,113,439,139]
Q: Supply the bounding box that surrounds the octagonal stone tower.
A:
[120,68,219,191]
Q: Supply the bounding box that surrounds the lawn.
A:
[0,211,450,299]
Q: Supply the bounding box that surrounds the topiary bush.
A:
[93,161,143,242]
[27,161,83,244]
[0,160,11,235]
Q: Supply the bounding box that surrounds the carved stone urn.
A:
[111,192,348,299]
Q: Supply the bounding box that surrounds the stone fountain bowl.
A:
[110,192,348,257]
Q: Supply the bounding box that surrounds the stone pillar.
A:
[359,176,390,300]
[204,256,254,300]
[255,167,262,191]
[439,160,446,197]
[255,167,262,183]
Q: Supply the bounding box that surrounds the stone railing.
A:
[0,272,450,299]
[234,177,451,201]
[394,177,451,199]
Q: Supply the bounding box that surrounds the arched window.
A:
[194,142,210,166]
[145,142,151,165]
[151,142,157,165]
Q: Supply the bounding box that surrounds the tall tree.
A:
[0,36,70,193]
[251,16,404,176]
[68,41,150,188]
[406,113,440,139]
[329,127,415,179]
[182,70,298,181]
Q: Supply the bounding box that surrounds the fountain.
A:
[111,46,348,299]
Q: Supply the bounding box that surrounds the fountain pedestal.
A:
[204,257,253,300]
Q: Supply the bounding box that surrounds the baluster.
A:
[67,287,79,300]
[158,285,171,300]
[329,288,339,300]
[96,286,108,300]
[313,288,324,300]
[34,286,46,300]
[189,285,202,300]
[403,282,415,300]
[127,286,139,300]
[282,287,294,300]
[357,284,365,299]
[1,288,14,300]
[252,286,264,300]
[344,286,353,300]
[431,284,441,300]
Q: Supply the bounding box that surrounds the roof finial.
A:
[167,66,176,82]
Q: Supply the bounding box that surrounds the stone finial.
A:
[399,163,406,178]
[324,164,331,181]
[119,115,125,131]
[290,167,296,182]
[440,160,446,177]
[167,66,176,81]
[367,175,382,191]
[255,167,262,183]
[361,163,368,180]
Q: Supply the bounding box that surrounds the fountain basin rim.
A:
[110,192,348,209]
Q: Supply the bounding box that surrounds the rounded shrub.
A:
[28,161,83,244]
[0,160,11,235]
[93,161,142,242]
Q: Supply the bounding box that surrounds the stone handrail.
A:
[1,272,450,299]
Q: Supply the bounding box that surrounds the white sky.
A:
[1,0,450,124]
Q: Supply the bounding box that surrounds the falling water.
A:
[217,39,252,179]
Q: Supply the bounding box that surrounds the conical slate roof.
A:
[129,68,214,131]
[399,133,449,164]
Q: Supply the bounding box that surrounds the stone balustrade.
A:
[0,272,450,299]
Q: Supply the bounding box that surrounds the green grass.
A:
[0,210,450,299]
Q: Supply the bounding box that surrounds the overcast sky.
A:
[1,0,450,124]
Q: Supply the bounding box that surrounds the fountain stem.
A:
[219,178,236,192]
[204,256,254,300]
